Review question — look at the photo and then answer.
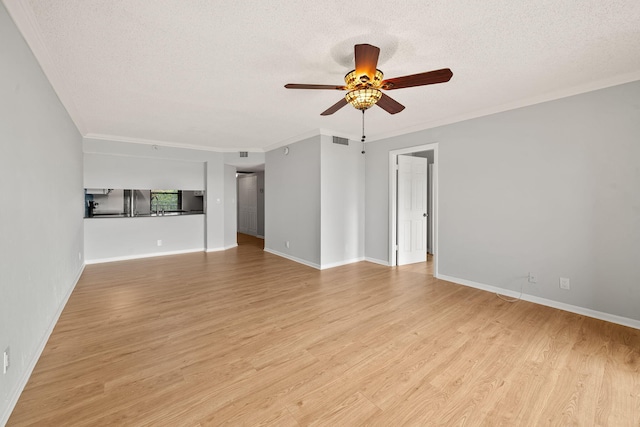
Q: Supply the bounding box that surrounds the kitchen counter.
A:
[86,211,204,218]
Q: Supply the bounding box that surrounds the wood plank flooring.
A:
[9,234,640,425]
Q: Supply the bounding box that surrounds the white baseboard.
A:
[320,257,364,270]
[365,257,390,266]
[86,248,204,264]
[438,274,640,330]
[263,248,321,269]
[206,243,237,252]
[263,249,364,270]
[1,264,85,426]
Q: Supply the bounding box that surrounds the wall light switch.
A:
[3,347,9,374]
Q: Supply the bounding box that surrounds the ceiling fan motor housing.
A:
[344,69,384,89]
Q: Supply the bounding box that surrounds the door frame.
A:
[388,142,439,277]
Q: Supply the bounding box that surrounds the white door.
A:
[427,163,434,254]
[238,175,258,235]
[397,155,427,265]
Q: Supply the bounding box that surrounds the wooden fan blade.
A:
[376,93,405,114]
[285,84,346,90]
[354,44,380,83]
[381,68,453,90]
[321,98,348,116]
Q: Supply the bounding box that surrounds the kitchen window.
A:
[151,189,181,212]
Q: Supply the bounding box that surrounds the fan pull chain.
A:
[361,110,366,154]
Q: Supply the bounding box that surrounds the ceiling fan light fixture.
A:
[284,43,452,115]
[344,69,384,89]
[345,88,382,110]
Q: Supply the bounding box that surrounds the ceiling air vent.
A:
[239,151,248,157]
[332,136,348,146]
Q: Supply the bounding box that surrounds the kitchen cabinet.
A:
[85,188,111,195]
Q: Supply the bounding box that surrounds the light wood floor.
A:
[9,235,640,425]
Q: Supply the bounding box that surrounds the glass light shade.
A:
[345,88,383,110]
[344,70,359,88]
[344,69,384,89]
[371,69,384,86]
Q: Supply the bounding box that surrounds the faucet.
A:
[151,195,160,215]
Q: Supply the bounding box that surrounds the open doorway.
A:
[412,150,435,256]
[389,143,438,276]
[237,170,265,247]
[236,232,265,249]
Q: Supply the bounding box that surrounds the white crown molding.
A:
[85,128,363,155]
[262,128,322,152]
[368,71,640,143]
[263,127,360,152]
[84,133,266,153]
[3,0,87,135]
[83,133,263,153]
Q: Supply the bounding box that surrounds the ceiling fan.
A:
[285,44,453,116]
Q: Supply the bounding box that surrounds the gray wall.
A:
[265,136,322,266]
[83,150,207,260]
[365,80,640,322]
[84,152,204,190]
[91,189,125,213]
[181,191,204,212]
[413,150,434,164]
[224,164,237,248]
[223,151,266,171]
[256,171,265,238]
[320,135,365,267]
[0,3,84,423]
[85,215,205,262]
[265,135,365,269]
[83,138,238,253]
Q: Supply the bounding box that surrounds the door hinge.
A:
[395,245,399,251]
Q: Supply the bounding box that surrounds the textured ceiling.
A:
[5,0,640,151]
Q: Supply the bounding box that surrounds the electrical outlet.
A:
[3,347,9,374]
[285,241,290,248]
[157,239,162,246]
[528,272,537,284]
[559,277,570,290]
